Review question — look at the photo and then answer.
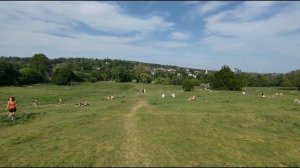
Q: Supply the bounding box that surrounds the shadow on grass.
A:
[1,112,45,127]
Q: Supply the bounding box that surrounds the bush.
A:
[182,79,194,91]
[51,68,81,85]
[211,65,243,91]
[140,73,153,83]
[283,69,300,90]
[0,60,20,85]
[18,68,45,85]
[155,77,171,85]
[190,78,201,86]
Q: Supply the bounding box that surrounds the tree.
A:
[51,67,81,85]
[171,76,183,85]
[140,73,153,83]
[211,65,242,90]
[284,70,300,90]
[100,72,108,81]
[0,60,20,85]
[235,73,249,87]
[182,79,194,91]
[30,53,51,78]
[155,77,171,85]
[190,78,201,86]
[111,66,131,82]
[112,66,121,82]
[134,64,148,82]
[18,68,45,85]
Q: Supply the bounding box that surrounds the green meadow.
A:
[0,82,300,166]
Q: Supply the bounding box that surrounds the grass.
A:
[0,82,300,166]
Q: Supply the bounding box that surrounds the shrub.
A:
[51,67,81,85]
[0,60,20,85]
[211,65,243,91]
[19,68,45,85]
[182,79,194,91]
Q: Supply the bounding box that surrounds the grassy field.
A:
[0,82,300,166]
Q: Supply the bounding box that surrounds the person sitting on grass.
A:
[6,97,17,120]
[293,98,300,104]
[188,95,195,101]
[76,100,91,107]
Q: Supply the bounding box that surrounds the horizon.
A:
[1,55,288,74]
[1,1,300,73]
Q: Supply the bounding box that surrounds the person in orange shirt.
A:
[6,97,17,120]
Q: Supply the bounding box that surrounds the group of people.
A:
[161,93,175,98]
[261,92,283,98]
[4,89,300,121]
[75,100,90,107]
[4,96,65,121]
[137,88,146,94]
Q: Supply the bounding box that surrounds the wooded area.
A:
[0,53,299,91]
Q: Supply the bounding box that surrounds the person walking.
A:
[6,97,17,120]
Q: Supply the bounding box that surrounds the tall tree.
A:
[211,65,242,90]
[30,53,51,77]
[18,68,45,85]
[51,67,81,85]
[182,79,194,91]
[0,60,20,85]
[284,69,300,90]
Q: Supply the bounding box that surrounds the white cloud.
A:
[0,1,177,59]
[231,1,278,21]
[0,1,189,57]
[153,41,189,48]
[170,32,191,40]
[0,28,167,59]
[0,1,174,35]
[0,1,299,73]
[199,1,300,72]
[195,1,228,16]
[202,2,300,58]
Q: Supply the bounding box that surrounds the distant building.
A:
[230,67,242,74]
[188,73,197,78]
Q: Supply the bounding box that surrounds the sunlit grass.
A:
[0,82,299,166]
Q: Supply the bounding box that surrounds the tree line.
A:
[0,53,299,91]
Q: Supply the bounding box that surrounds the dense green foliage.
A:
[30,53,51,79]
[284,70,300,90]
[0,60,20,86]
[211,66,242,90]
[0,54,299,91]
[18,68,45,85]
[182,79,194,91]
[51,67,81,85]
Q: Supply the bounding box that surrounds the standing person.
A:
[6,97,17,120]
[32,98,38,107]
[171,93,175,98]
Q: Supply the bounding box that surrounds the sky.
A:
[0,1,300,73]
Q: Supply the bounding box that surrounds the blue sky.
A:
[0,1,300,73]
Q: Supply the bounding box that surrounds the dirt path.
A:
[122,100,151,166]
